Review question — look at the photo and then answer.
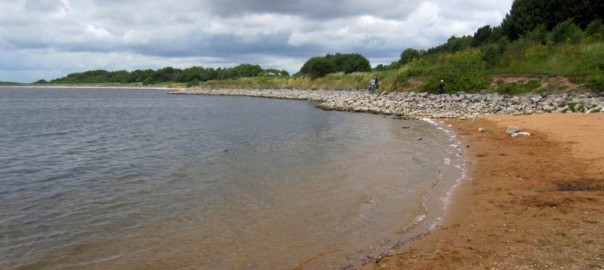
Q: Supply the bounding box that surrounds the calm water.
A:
[0,87,463,269]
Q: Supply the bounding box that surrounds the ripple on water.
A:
[0,88,465,270]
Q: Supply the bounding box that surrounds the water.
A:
[0,87,463,269]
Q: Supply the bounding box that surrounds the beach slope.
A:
[365,113,604,269]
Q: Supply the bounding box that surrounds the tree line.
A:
[397,0,603,66]
[298,0,603,78]
[43,64,289,86]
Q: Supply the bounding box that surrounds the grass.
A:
[494,79,544,95]
[200,72,377,91]
[184,41,604,95]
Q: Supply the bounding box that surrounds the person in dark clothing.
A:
[368,76,376,92]
[438,79,445,94]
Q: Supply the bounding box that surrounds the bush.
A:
[587,75,604,94]
[551,19,584,44]
[420,49,490,93]
[526,24,549,44]
[482,44,502,67]
[186,79,200,87]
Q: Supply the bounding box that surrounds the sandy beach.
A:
[363,113,604,269]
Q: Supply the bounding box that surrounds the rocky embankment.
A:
[171,88,604,118]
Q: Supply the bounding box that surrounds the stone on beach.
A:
[511,131,531,137]
[506,126,523,134]
[171,88,604,119]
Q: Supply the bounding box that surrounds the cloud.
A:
[0,0,513,83]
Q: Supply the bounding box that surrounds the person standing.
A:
[438,79,445,94]
[369,76,376,92]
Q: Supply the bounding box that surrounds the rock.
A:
[506,126,523,134]
[530,95,543,103]
[543,105,556,112]
[511,131,531,137]
[417,137,423,141]
[173,88,599,119]
[478,128,486,132]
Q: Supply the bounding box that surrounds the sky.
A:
[0,0,514,83]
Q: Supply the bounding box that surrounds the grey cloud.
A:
[131,31,321,59]
[0,0,514,83]
[205,0,418,19]
[24,0,65,12]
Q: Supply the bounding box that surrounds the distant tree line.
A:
[298,53,371,78]
[46,64,289,85]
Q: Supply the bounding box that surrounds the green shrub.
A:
[568,102,585,112]
[586,19,604,37]
[495,79,542,95]
[419,49,490,93]
[482,44,502,67]
[587,75,604,94]
[552,19,584,44]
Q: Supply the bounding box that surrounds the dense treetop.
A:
[299,53,371,79]
[501,0,603,40]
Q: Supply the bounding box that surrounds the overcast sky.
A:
[0,0,514,83]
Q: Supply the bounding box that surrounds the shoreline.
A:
[172,88,604,118]
[364,114,604,269]
[169,88,604,268]
[0,84,172,90]
[6,86,602,268]
[171,88,604,268]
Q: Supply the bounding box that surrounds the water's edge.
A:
[170,89,476,269]
[0,87,468,269]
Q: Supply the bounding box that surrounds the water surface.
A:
[0,87,462,269]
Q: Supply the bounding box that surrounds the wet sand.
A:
[363,113,604,269]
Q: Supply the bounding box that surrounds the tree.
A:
[501,0,604,41]
[300,53,371,78]
[447,36,473,52]
[400,48,421,64]
[585,19,604,41]
[326,53,371,73]
[300,57,337,79]
[471,25,493,47]
[551,19,584,43]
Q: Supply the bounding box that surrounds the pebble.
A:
[511,131,531,137]
[172,88,604,119]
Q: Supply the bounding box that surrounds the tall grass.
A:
[201,72,377,90]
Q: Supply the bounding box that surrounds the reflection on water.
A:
[0,87,462,269]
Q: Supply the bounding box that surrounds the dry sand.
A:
[363,113,604,269]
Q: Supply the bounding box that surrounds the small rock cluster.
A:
[172,88,604,118]
[505,126,532,137]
